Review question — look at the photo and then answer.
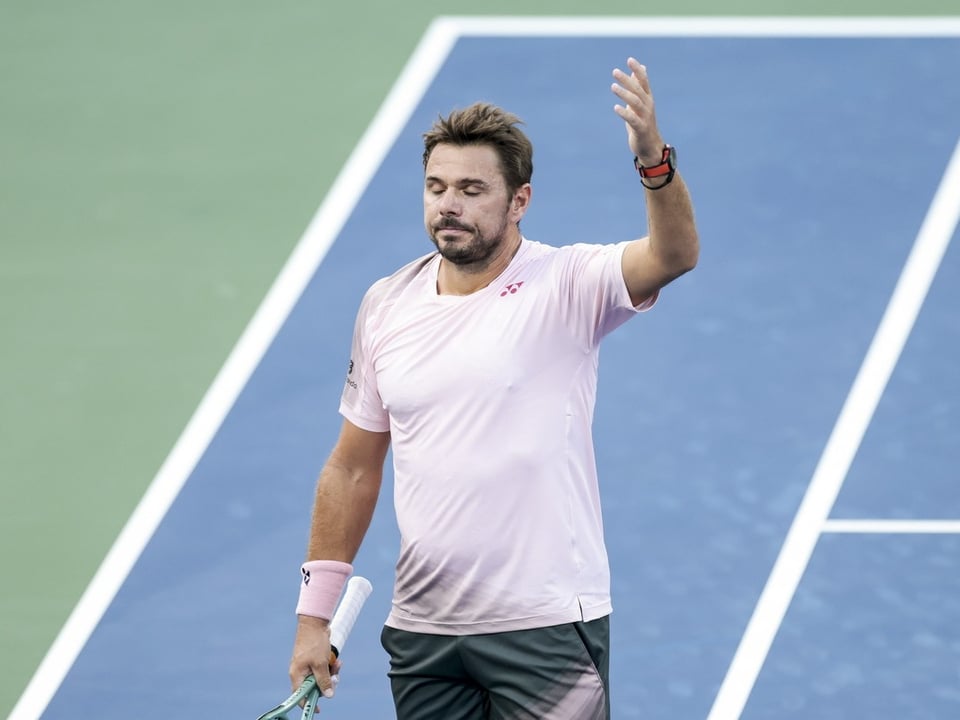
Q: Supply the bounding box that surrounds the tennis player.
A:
[288,58,699,719]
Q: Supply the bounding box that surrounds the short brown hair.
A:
[422,102,534,194]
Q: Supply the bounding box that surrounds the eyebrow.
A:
[425,176,491,189]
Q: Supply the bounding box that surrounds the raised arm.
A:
[289,419,390,699]
[612,58,700,306]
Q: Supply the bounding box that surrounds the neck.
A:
[437,232,522,296]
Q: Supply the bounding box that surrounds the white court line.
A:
[5,20,459,720]
[451,16,960,36]
[707,137,960,720]
[824,519,960,534]
[10,16,960,720]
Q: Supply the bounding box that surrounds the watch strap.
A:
[634,145,675,178]
[634,145,677,189]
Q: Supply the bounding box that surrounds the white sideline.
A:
[5,19,458,720]
[707,136,960,719]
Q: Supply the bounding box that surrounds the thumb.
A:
[310,660,336,699]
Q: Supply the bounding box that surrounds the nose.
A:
[436,188,462,216]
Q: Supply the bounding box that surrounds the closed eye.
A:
[424,177,490,196]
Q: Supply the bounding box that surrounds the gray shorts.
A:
[380,616,610,720]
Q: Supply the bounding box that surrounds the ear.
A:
[510,184,532,223]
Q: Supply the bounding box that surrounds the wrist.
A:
[634,144,676,190]
[632,136,666,166]
[634,150,663,167]
[296,614,330,628]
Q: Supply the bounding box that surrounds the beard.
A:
[428,213,512,269]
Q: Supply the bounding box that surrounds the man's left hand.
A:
[612,57,665,166]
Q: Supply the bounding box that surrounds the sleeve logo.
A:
[345,359,358,390]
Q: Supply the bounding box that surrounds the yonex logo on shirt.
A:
[346,359,358,390]
[499,282,524,297]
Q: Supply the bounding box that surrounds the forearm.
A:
[621,168,699,304]
[644,171,699,276]
[290,428,386,695]
[305,457,382,562]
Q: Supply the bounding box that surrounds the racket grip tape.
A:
[328,576,373,654]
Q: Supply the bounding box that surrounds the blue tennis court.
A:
[17,18,960,720]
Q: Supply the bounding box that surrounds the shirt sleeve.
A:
[338,285,391,433]
[554,241,658,349]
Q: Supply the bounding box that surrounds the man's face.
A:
[423,143,521,267]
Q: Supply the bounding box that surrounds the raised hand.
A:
[612,57,665,166]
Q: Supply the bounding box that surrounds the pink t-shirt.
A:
[340,238,655,634]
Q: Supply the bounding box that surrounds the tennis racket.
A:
[256,576,374,720]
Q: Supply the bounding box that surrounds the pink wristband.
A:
[296,560,353,620]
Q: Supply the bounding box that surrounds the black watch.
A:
[634,145,677,188]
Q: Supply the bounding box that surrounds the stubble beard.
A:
[429,213,512,271]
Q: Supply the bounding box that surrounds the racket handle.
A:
[328,576,373,657]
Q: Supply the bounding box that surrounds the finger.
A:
[611,90,653,130]
[311,663,336,699]
[611,68,644,99]
[613,104,635,123]
[289,662,311,692]
[611,86,653,125]
[610,74,640,99]
[626,57,651,93]
[328,657,343,688]
[612,60,649,94]
[611,74,653,119]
